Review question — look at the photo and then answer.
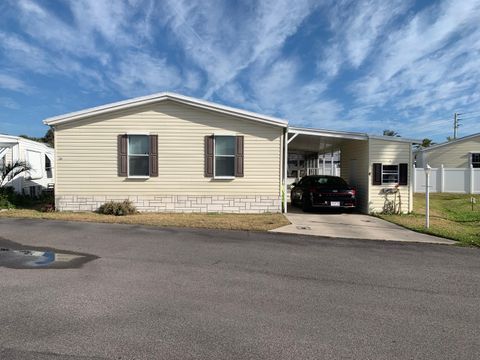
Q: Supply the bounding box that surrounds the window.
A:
[312,176,348,187]
[45,155,53,179]
[472,153,480,168]
[382,165,399,184]
[128,135,149,176]
[214,136,235,177]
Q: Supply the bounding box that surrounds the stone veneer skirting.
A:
[56,195,282,213]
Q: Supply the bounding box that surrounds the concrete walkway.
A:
[271,210,455,245]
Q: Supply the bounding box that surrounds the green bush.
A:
[0,192,15,209]
[97,200,137,216]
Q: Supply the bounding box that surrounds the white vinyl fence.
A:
[414,165,480,194]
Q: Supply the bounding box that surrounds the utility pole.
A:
[453,112,460,139]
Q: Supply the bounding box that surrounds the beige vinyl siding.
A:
[54,100,282,196]
[339,140,369,213]
[419,136,480,168]
[369,139,411,213]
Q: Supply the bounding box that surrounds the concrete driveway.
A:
[0,217,478,359]
[272,206,454,244]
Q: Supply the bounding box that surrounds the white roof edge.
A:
[43,92,288,128]
[289,126,368,140]
[0,133,53,150]
[415,132,480,152]
[289,126,421,143]
[368,135,422,144]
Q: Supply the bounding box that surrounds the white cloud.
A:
[317,0,410,77]
[109,52,182,96]
[249,58,343,128]
[345,0,480,138]
[162,0,318,97]
[0,73,29,92]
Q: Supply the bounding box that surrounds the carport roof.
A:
[289,126,421,144]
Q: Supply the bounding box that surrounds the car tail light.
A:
[347,189,356,196]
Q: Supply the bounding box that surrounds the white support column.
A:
[440,164,445,193]
[470,164,474,194]
[412,164,416,192]
[283,128,288,213]
[330,151,334,175]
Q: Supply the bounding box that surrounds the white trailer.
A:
[0,134,54,196]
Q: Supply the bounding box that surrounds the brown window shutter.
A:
[399,163,408,185]
[117,134,128,177]
[149,135,158,177]
[204,135,214,177]
[372,163,382,185]
[235,136,244,177]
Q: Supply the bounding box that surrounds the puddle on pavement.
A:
[0,237,98,269]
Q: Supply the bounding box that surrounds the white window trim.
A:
[469,151,480,168]
[127,134,150,178]
[213,135,236,179]
[381,164,399,185]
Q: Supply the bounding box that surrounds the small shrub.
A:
[97,200,137,216]
[40,203,55,212]
[0,193,15,209]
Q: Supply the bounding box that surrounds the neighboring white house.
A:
[43,92,419,214]
[0,134,55,196]
[413,133,480,194]
[414,132,480,168]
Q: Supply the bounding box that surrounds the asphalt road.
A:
[0,218,479,360]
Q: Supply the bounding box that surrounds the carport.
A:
[283,127,419,214]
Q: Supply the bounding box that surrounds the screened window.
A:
[215,136,235,177]
[382,165,399,184]
[45,154,53,179]
[128,135,149,176]
[472,153,480,168]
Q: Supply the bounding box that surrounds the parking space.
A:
[272,205,454,244]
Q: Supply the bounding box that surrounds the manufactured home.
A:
[414,132,480,168]
[0,134,54,196]
[43,92,419,214]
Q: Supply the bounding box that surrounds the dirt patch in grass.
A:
[379,193,480,246]
[0,209,290,232]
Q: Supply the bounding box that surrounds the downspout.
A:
[283,126,288,213]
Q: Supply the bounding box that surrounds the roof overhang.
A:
[287,126,421,153]
[43,92,288,128]
[415,132,480,153]
[0,134,53,150]
[289,127,368,141]
[289,126,421,143]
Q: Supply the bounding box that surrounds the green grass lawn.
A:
[380,193,480,246]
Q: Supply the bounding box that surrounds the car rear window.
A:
[312,177,348,186]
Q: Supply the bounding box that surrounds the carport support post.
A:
[283,127,288,213]
[425,164,431,228]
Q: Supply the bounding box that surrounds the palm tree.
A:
[415,138,435,149]
[383,129,400,137]
[0,161,30,188]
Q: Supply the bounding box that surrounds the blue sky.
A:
[0,0,479,141]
